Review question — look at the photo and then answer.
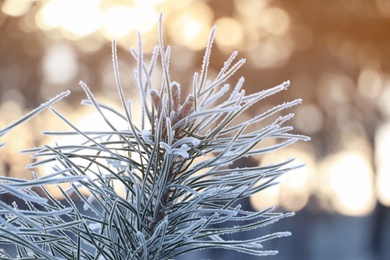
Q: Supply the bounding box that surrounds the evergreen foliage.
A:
[0,15,309,259]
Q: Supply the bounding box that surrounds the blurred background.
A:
[1,0,390,259]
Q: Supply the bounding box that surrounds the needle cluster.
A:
[0,16,309,259]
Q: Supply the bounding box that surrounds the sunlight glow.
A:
[1,0,32,17]
[319,151,375,216]
[2,0,383,218]
[39,98,131,198]
[168,2,213,50]
[102,6,134,38]
[36,0,160,41]
[134,0,165,5]
[250,184,280,211]
[41,43,78,85]
[279,158,314,211]
[250,145,315,212]
[215,17,244,51]
[128,6,158,33]
[36,0,102,37]
[375,122,390,206]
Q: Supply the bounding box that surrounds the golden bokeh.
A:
[1,0,389,219]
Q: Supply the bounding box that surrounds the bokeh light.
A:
[102,6,134,38]
[377,76,390,117]
[214,17,244,51]
[357,66,383,101]
[36,0,103,37]
[1,0,32,17]
[294,103,324,135]
[251,144,316,212]
[3,0,390,258]
[318,151,376,216]
[41,43,78,85]
[248,37,293,69]
[39,95,131,198]
[167,1,213,50]
[375,122,390,206]
[258,7,290,36]
[1,0,390,238]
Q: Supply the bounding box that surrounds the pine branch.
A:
[0,14,309,259]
